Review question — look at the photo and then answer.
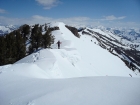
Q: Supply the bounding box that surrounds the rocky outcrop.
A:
[49,27,59,31]
[65,25,80,38]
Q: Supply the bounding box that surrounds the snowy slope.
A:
[0,74,140,105]
[82,27,140,71]
[4,22,138,78]
[0,22,140,105]
[1,22,139,78]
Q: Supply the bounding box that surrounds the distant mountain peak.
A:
[0,24,17,35]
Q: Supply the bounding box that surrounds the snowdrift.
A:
[0,75,140,105]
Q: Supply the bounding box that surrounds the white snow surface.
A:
[0,75,140,105]
[0,22,140,105]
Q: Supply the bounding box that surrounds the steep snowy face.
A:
[82,27,140,71]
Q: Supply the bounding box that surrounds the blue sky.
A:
[0,0,140,28]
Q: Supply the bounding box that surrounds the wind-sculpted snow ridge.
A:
[0,22,139,79]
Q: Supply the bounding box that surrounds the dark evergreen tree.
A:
[0,30,26,65]
[30,24,42,52]
[40,25,43,32]
[28,45,34,55]
[0,23,55,66]
[5,32,17,64]
[44,23,47,31]
[22,24,30,35]
[36,31,42,50]
[42,28,54,48]
[15,31,26,61]
[0,36,7,65]
[22,24,30,42]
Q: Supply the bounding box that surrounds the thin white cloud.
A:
[35,0,61,9]
[0,15,139,28]
[103,15,126,21]
[0,8,6,13]
[0,16,26,25]
[118,16,126,20]
[55,17,91,27]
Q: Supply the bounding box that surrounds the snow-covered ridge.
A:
[0,22,140,105]
[94,26,140,43]
[0,22,139,79]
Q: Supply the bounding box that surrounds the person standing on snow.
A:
[57,40,61,49]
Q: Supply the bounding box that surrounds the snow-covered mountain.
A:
[0,24,17,35]
[0,22,140,105]
[95,26,140,43]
